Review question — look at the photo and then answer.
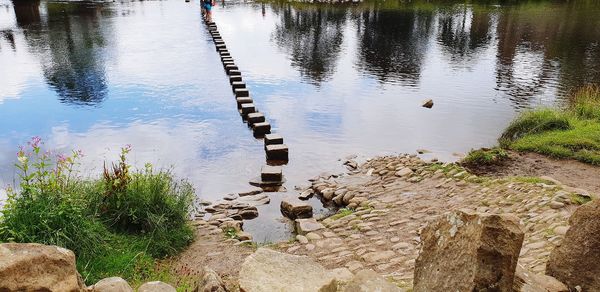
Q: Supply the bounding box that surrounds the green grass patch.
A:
[462,147,509,166]
[500,86,600,165]
[0,141,195,285]
[570,193,592,205]
[511,176,556,185]
[330,208,354,220]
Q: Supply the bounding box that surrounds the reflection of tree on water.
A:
[437,7,493,63]
[271,4,347,85]
[11,0,41,27]
[355,9,433,86]
[495,2,600,105]
[12,0,111,106]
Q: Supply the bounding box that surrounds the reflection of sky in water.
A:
[1,0,600,207]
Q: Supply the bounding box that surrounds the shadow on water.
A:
[12,0,110,106]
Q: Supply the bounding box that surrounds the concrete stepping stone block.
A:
[215,39,225,45]
[229,75,242,84]
[253,122,271,136]
[231,81,246,90]
[281,198,313,219]
[234,88,250,97]
[240,103,256,116]
[247,112,265,125]
[229,69,241,76]
[266,144,289,161]
[217,46,227,53]
[264,134,283,146]
[236,97,253,109]
[221,57,234,62]
[261,165,282,182]
[219,51,231,57]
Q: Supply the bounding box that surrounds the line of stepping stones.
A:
[203,19,289,188]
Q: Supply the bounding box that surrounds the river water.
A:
[1,0,599,240]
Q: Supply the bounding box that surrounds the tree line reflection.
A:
[9,0,111,106]
[270,2,600,103]
[5,0,600,106]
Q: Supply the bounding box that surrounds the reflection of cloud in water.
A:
[0,120,264,201]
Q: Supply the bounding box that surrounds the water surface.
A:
[1,0,600,240]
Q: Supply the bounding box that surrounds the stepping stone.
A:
[264,134,283,146]
[240,103,256,116]
[222,57,234,62]
[229,75,242,84]
[247,112,265,125]
[229,69,241,76]
[236,97,253,109]
[234,88,250,97]
[217,47,228,53]
[225,64,239,74]
[295,218,324,235]
[266,144,289,161]
[261,165,282,182]
[281,198,313,219]
[231,81,246,90]
[253,122,271,136]
[215,39,225,45]
[220,52,231,57]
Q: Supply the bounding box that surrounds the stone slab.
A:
[229,69,241,76]
[229,75,242,84]
[266,144,289,161]
[295,218,324,235]
[240,103,256,115]
[236,97,253,109]
[261,165,282,182]
[253,122,271,136]
[234,88,250,97]
[231,81,246,90]
[264,134,283,146]
[247,112,265,125]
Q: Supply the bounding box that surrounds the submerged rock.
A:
[413,211,524,292]
[422,99,434,108]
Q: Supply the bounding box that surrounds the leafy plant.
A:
[462,147,509,166]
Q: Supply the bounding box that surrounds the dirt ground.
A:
[464,151,600,194]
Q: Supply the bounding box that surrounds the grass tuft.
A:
[463,147,509,166]
[0,142,194,285]
[500,86,600,165]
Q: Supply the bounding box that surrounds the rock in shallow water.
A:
[281,198,313,219]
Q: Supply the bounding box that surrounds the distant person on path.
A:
[202,0,215,22]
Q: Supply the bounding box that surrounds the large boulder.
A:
[413,211,524,292]
[239,248,352,292]
[0,243,84,292]
[513,264,568,292]
[546,200,600,291]
[90,277,133,292]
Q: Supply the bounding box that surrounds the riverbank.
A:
[174,151,598,290]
